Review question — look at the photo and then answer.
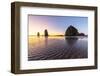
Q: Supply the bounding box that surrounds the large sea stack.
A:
[65,25,79,36]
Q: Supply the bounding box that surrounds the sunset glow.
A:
[28,15,88,36]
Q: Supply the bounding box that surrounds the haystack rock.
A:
[65,25,79,36]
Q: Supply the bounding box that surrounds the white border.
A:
[20,6,95,70]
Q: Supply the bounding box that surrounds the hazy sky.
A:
[28,15,88,35]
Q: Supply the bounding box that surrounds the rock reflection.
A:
[65,36,78,46]
[44,37,48,47]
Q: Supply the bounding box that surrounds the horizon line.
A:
[29,34,88,36]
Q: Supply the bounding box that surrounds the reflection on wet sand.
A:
[28,36,88,61]
[65,36,78,46]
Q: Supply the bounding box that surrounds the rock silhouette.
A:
[78,33,85,36]
[44,29,49,37]
[65,25,79,36]
[65,25,85,36]
[37,32,40,37]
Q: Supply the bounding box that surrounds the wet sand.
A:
[28,36,88,61]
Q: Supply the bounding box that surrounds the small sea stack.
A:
[44,29,49,37]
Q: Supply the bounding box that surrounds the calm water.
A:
[28,36,88,61]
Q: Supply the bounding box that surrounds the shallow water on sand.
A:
[28,36,88,61]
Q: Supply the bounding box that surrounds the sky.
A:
[28,15,88,36]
